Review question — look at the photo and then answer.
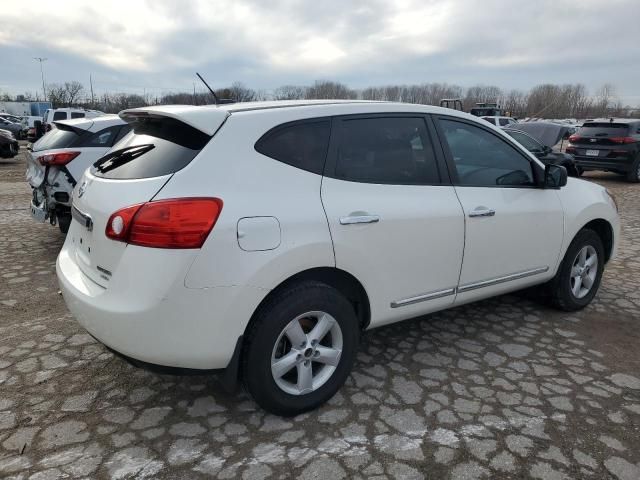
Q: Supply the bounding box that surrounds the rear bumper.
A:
[573,156,635,172]
[56,239,268,369]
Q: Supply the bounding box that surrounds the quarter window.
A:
[439,119,535,187]
[71,112,85,119]
[334,117,439,184]
[255,121,330,175]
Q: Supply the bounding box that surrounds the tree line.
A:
[4,80,636,119]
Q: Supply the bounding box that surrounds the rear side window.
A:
[92,116,211,179]
[52,112,67,121]
[255,121,330,174]
[77,126,121,147]
[71,112,85,119]
[578,123,629,136]
[32,128,80,152]
[334,117,440,185]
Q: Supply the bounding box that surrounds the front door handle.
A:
[468,207,495,218]
[339,215,380,225]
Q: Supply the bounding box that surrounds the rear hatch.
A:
[68,108,227,287]
[569,122,635,159]
[26,120,94,187]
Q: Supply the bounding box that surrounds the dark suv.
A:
[567,119,640,182]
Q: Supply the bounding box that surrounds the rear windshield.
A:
[91,116,211,179]
[578,123,629,136]
[32,128,80,152]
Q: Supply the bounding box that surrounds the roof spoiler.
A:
[119,106,229,136]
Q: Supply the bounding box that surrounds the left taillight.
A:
[105,197,223,249]
[38,151,80,166]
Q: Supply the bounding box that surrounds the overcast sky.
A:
[1,0,639,104]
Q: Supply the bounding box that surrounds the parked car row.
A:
[42,100,619,415]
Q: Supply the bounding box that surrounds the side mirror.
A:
[544,164,567,189]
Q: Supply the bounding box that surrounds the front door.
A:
[321,115,465,327]
[434,117,564,305]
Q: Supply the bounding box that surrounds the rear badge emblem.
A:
[78,180,88,198]
[590,138,597,143]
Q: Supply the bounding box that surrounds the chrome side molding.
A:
[457,266,549,293]
[390,288,456,308]
[390,266,549,308]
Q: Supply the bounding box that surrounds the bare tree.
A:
[64,81,84,106]
[305,81,357,99]
[273,85,306,100]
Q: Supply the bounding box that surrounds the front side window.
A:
[255,121,330,175]
[439,119,535,187]
[499,118,510,126]
[71,112,85,119]
[334,117,439,184]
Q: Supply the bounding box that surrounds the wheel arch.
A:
[580,218,614,263]
[246,267,371,335]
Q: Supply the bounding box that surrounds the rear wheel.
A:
[625,156,640,183]
[547,229,604,311]
[243,281,359,416]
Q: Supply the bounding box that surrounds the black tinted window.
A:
[71,112,85,119]
[52,112,67,121]
[92,117,211,180]
[78,126,120,147]
[499,118,510,126]
[440,119,534,187]
[32,128,80,152]
[335,117,439,184]
[578,123,629,136]
[113,125,131,144]
[255,121,330,174]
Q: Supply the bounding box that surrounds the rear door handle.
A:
[468,208,495,218]
[339,215,380,225]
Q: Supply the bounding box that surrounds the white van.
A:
[43,108,104,131]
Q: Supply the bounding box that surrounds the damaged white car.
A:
[26,115,131,232]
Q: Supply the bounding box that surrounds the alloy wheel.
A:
[271,311,343,395]
[570,245,598,299]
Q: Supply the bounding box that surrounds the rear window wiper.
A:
[94,144,155,174]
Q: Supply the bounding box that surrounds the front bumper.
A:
[56,237,268,369]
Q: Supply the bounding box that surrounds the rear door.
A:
[67,115,218,287]
[434,116,563,304]
[321,114,464,328]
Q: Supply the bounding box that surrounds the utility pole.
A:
[89,74,95,107]
[33,57,47,101]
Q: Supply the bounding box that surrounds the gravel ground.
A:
[1,144,639,480]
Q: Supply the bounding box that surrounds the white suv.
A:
[57,101,619,415]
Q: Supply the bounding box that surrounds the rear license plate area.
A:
[586,149,599,156]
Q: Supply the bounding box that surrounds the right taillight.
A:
[105,197,223,249]
[609,136,636,144]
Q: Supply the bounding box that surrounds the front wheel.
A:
[243,281,359,416]
[547,229,604,311]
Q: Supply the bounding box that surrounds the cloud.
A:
[1,0,639,103]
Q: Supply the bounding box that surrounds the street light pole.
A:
[33,57,47,101]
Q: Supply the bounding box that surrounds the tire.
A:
[242,281,359,416]
[625,156,640,183]
[57,214,71,234]
[547,228,604,311]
